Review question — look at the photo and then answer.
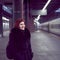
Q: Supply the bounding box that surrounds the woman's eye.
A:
[20,24,23,25]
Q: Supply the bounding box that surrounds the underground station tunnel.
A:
[0,0,60,60]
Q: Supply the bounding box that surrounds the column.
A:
[0,4,3,37]
[25,0,35,32]
[13,0,24,24]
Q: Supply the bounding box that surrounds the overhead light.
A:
[36,15,41,21]
[3,5,12,14]
[55,8,60,12]
[2,17,9,21]
[42,0,51,10]
[36,0,51,20]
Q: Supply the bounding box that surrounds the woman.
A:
[6,18,33,60]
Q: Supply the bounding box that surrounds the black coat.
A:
[6,28,33,60]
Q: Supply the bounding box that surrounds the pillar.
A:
[0,3,3,37]
[13,0,24,24]
[24,0,35,32]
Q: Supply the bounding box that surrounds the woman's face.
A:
[19,21,25,30]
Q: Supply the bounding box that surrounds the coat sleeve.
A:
[6,31,15,59]
[8,30,16,47]
[26,29,33,58]
[8,30,17,51]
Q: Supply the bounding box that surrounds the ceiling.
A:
[30,0,60,23]
[1,0,60,23]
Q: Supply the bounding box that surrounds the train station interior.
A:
[0,0,60,60]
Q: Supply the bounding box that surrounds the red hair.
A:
[14,18,25,28]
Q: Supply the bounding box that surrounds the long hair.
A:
[14,18,25,28]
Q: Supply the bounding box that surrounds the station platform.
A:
[0,30,60,60]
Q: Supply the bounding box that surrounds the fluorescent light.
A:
[42,0,51,10]
[3,5,12,14]
[2,17,9,21]
[55,8,60,12]
[34,0,51,22]
[36,15,41,21]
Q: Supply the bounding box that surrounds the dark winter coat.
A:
[6,28,33,60]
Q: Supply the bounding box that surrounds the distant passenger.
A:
[6,18,33,60]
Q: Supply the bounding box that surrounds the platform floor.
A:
[0,30,60,60]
